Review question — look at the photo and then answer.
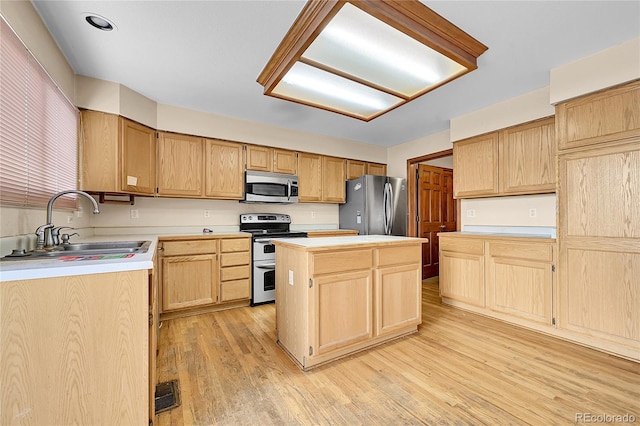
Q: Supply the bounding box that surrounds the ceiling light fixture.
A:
[85,14,115,31]
[257,0,488,121]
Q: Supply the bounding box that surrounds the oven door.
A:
[252,259,276,305]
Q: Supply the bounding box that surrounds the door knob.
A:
[440,225,446,229]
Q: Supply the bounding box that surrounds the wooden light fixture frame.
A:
[257,0,488,121]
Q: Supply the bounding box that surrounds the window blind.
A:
[0,16,78,209]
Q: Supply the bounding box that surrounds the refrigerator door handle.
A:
[383,182,393,235]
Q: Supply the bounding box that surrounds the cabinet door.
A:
[322,155,346,203]
[375,264,421,336]
[486,241,553,325]
[311,270,373,356]
[273,149,297,175]
[298,152,323,202]
[80,110,119,192]
[439,237,485,307]
[161,254,218,311]
[500,117,556,194]
[453,132,499,198]
[366,162,387,176]
[157,132,203,197]
[556,80,640,150]
[120,118,156,195]
[245,145,272,172]
[204,139,244,199]
[346,160,366,180]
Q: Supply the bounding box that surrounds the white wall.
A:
[386,130,452,179]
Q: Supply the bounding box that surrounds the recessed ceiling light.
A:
[85,14,115,31]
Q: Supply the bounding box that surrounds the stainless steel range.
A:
[240,213,307,305]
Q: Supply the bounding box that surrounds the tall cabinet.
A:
[556,79,640,360]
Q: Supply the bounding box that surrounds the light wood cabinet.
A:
[322,155,346,203]
[486,240,554,325]
[205,139,244,199]
[346,160,387,179]
[298,152,323,201]
[160,240,218,311]
[307,230,359,238]
[1,270,149,424]
[80,110,156,195]
[439,236,485,307]
[453,132,499,198]
[157,132,203,197]
[499,117,556,194]
[159,235,251,319]
[275,239,422,370]
[556,80,640,150]
[453,117,556,198]
[246,145,297,175]
[219,237,251,302]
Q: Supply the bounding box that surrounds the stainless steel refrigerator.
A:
[339,175,407,236]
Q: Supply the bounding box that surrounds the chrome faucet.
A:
[35,190,100,250]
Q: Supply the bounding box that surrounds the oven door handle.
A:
[254,238,273,243]
[255,263,276,269]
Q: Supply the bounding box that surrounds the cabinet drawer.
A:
[220,279,251,302]
[440,237,484,255]
[161,239,217,256]
[488,242,553,262]
[313,249,372,275]
[375,245,421,267]
[220,252,250,267]
[221,264,250,281]
[221,238,251,252]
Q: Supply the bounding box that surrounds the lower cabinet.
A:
[439,234,555,330]
[276,240,423,370]
[159,235,251,319]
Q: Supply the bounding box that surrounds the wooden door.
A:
[439,236,485,307]
[273,149,297,175]
[157,132,203,197]
[322,155,346,202]
[120,118,156,195]
[366,162,387,176]
[204,139,244,199]
[161,254,218,311]
[452,132,499,198]
[417,164,456,278]
[346,160,366,180]
[298,152,322,202]
[245,145,272,172]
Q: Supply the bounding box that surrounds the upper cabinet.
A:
[156,132,203,197]
[453,132,499,198]
[346,160,387,180]
[453,117,556,199]
[245,145,297,175]
[80,110,156,195]
[204,139,244,199]
[499,117,556,195]
[298,153,346,203]
[556,80,640,151]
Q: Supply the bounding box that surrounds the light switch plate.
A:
[288,270,294,285]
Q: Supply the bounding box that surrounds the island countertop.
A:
[272,235,427,251]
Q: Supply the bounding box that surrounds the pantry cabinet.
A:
[245,145,297,175]
[156,132,204,197]
[453,117,556,198]
[556,81,640,361]
[80,110,156,195]
[159,235,251,320]
[204,139,244,199]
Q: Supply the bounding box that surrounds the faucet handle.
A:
[51,226,75,246]
[35,223,54,250]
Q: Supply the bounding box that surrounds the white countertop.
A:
[0,234,158,282]
[273,235,427,248]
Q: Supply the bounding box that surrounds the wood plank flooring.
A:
[156,278,640,425]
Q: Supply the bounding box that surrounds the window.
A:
[0,16,78,209]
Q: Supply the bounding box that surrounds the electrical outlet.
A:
[466,209,476,218]
[130,209,139,219]
[67,215,73,224]
[204,210,211,218]
[529,208,537,218]
[311,211,316,219]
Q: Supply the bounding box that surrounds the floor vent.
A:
[155,380,181,414]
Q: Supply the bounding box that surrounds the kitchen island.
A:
[273,235,427,370]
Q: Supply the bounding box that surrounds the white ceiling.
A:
[32,1,639,147]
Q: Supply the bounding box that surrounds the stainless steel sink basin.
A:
[2,240,152,261]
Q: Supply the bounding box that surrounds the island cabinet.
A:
[439,233,556,332]
[158,234,251,320]
[452,116,556,198]
[80,110,156,195]
[0,270,150,425]
[274,237,424,370]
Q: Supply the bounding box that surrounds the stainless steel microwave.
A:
[242,170,299,204]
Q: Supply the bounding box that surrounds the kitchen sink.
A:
[2,240,152,261]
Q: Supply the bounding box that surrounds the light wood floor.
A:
[156,278,639,425]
